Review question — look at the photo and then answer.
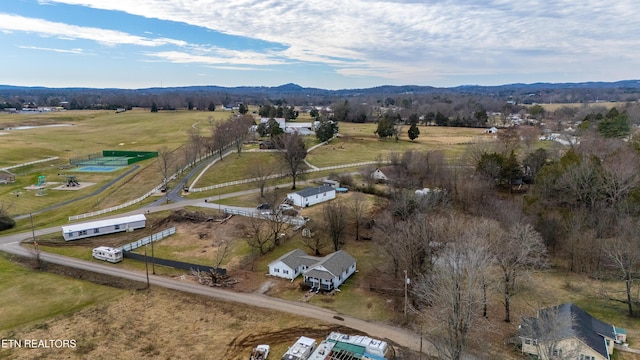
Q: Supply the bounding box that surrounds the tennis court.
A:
[73,165,124,172]
[69,150,158,168]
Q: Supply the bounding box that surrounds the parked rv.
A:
[92,246,123,263]
[250,344,270,360]
[281,336,316,360]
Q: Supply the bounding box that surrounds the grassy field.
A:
[0,253,125,332]
[7,109,640,359]
[0,109,232,230]
[531,101,620,112]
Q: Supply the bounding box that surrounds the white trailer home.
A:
[286,185,336,208]
[62,214,146,241]
[92,246,123,263]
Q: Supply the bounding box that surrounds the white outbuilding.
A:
[286,185,336,208]
[62,214,146,241]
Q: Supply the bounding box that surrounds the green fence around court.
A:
[69,150,158,166]
[101,150,158,164]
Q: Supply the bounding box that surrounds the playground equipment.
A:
[36,175,45,187]
[66,176,80,187]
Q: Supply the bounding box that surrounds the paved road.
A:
[0,231,428,355]
[0,166,439,356]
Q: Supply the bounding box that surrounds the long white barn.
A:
[62,214,146,241]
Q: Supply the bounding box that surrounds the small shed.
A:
[62,214,146,241]
[322,179,340,188]
[0,170,16,184]
[287,186,336,207]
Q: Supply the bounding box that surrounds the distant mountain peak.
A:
[275,83,303,90]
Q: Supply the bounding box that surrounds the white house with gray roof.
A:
[268,249,357,291]
[268,249,319,280]
[286,185,336,208]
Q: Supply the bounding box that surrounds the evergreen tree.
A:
[151,102,158,113]
[408,122,420,141]
[374,114,396,139]
[316,120,338,142]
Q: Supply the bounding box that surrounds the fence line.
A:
[68,142,235,221]
[1,157,59,171]
[119,227,176,252]
[189,161,380,193]
[223,208,306,226]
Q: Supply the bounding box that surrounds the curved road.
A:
[0,227,428,355]
[0,148,439,356]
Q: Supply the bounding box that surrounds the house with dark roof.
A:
[303,250,357,291]
[520,303,626,360]
[286,185,336,207]
[268,249,356,291]
[0,170,16,184]
[267,249,320,280]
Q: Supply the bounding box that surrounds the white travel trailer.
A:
[92,246,123,263]
[62,214,146,241]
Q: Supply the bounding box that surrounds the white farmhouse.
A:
[268,249,319,280]
[286,186,336,208]
[268,249,357,291]
[303,250,357,291]
[62,214,146,241]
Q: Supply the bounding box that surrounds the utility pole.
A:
[404,269,409,319]
[150,224,155,274]
[30,213,36,242]
[144,246,150,289]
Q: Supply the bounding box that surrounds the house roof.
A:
[292,185,335,198]
[523,303,615,358]
[272,249,320,270]
[62,214,146,233]
[305,250,356,280]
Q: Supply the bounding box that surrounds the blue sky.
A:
[1,0,639,90]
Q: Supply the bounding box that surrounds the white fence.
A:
[119,227,176,252]
[1,157,59,171]
[223,208,306,226]
[189,161,380,193]
[69,143,234,221]
[68,179,173,221]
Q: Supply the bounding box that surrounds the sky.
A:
[1,0,639,90]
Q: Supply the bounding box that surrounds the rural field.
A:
[1,109,640,359]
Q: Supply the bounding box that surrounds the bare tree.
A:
[491,223,547,322]
[518,125,540,150]
[245,216,273,255]
[275,133,307,189]
[348,192,368,240]
[249,157,280,198]
[496,126,520,154]
[213,238,233,269]
[413,232,493,360]
[520,304,581,359]
[212,120,231,160]
[187,126,203,163]
[604,216,640,317]
[229,114,254,155]
[157,146,175,203]
[299,218,331,256]
[323,200,348,251]
[261,190,289,246]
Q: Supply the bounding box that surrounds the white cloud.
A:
[144,50,286,66]
[0,13,187,47]
[18,45,85,54]
[6,0,640,85]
